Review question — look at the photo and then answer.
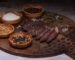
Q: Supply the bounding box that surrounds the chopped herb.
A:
[43,12,63,23]
[13,36,29,44]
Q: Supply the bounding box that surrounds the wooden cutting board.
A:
[0,12,75,58]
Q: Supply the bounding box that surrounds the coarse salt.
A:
[2,12,20,21]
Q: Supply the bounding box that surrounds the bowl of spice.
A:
[8,32,32,48]
[22,3,44,18]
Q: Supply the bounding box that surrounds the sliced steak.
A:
[27,27,44,36]
[40,28,54,42]
[35,28,48,40]
[46,27,59,43]
[35,28,45,36]
[22,22,32,31]
[23,21,46,36]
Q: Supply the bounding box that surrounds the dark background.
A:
[0,0,75,5]
[0,0,74,15]
[0,0,74,8]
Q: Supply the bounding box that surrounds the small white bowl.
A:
[1,12,22,24]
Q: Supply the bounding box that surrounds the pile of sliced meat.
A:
[22,21,59,43]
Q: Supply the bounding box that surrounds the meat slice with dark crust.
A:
[34,28,45,37]
[27,27,44,36]
[40,28,54,42]
[35,28,48,40]
[23,21,46,36]
[46,27,59,43]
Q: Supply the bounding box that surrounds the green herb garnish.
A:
[43,12,63,23]
[13,36,29,44]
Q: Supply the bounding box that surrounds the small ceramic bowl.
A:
[0,24,14,38]
[1,12,22,24]
[22,3,45,18]
[8,32,32,49]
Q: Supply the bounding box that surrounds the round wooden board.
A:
[0,38,52,57]
[0,12,75,58]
